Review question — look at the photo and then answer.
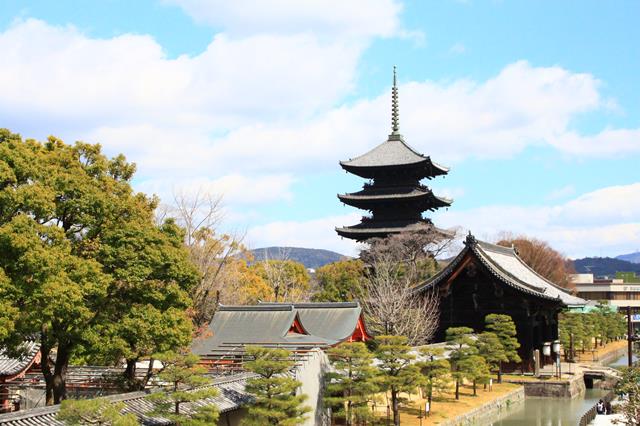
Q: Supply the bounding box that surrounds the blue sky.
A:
[1,0,639,257]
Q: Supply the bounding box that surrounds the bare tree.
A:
[169,189,246,326]
[254,248,312,302]
[360,231,454,345]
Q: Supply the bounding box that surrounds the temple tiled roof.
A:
[414,233,586,307]
[340,136,449,177]
[192,302,369,357]
[0,341,40,378]
[0,373,253,425]
[338,186,452,209]
[257,302,369,343]
[336,219,454,241]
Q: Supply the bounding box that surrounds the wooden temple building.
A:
[414,233,586,369]
[336,67,452,241]
[191,302,370,371]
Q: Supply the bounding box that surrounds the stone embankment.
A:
[439,387,525,426]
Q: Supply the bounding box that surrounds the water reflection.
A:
[487,388,609,426]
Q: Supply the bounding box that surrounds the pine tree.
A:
[374,335,424,426]
[242,346,310,426]
[475,332,508,382]
[146,352,219,426]
[457,355,491,396]
[418,347,451,413]
[485,314,520,382]
[445,327,476,399]
[325,342,378,425]
[58,398,140,425]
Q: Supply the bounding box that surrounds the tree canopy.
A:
[0,129,197,402]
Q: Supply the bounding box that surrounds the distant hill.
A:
[250,247,349,269]
[617,252,640,264]
[572,257,640,277]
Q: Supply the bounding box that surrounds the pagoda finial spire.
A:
[391,65,400,135]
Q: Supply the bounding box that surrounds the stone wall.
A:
[510,373,586,398]
[439,387,525,426]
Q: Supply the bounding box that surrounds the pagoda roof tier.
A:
[335,218,454,241]
[340,134,449,179]
[338,186,452,210]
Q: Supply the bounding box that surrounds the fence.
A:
[578,390,615,426]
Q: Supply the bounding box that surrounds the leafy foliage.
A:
[146,352,219,426]
[615,366,640,424]
[457,355,491,396]
[374,335,423,426]
[0,129,196,402]
[475,332,508,382]
[58,398,139,425]
[445,327,476,399]
[485,314,520,382]
[418,347,451,410]
[325,342,379,425]
[312,259,365,302]
[242,346,310,426]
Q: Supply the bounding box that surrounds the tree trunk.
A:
[124,359,137,390]
[455,379,460,400]
[498,362,502,384]
[391,388,400,426]
[142,357,155,389]
[473,380,477,396]
[40,339,54,406]
[52,344,71,404]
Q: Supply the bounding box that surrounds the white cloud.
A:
[546,185,575,201]
[246,213,364,256]
[164,0,405,39]
[433,183,640,258]
[449,42,466,54]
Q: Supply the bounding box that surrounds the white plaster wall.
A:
[294,348,330,426]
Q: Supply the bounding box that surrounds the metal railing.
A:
[578,390,615,426]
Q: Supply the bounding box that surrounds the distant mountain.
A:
[617,252,640,264]
[250,247,349,269]
[572,256,640,277]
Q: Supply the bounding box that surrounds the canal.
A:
[485,351,632,424]
[487,388,609,425]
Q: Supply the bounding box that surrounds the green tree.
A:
[475,332,508,382]
[445,327,476,400]
[325,342,378,425]
[0,130,197,403]
[312,259,365,302]
[58,398,140,425]
[146,352,219,426]
[615,366,640,423]
[485,314,521,382]
[559,312,586,361]
[457,355,491,396]
[418,347,451,412]
[374,335,423,426]
[242,346,310,426]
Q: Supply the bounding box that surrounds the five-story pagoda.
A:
[336,68,452,241]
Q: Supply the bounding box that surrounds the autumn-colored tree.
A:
[312,259,365,302]
[58,398,140,425]
[251,259,311,302]
[496,234,575,290]
[168,190,247,327]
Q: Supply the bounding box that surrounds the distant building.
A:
[572,273,640,306]
[414,233,585,371]
[336,67,452,241]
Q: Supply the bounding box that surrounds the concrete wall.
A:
[440,387,525,426]
[295,348,330,426]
